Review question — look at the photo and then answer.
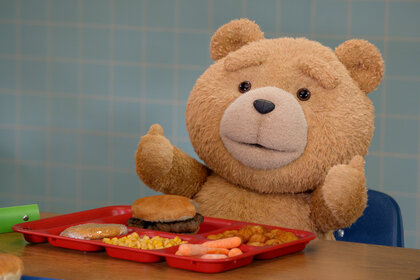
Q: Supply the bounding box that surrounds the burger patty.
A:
[126,213,204,234]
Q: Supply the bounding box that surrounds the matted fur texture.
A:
[135,19,384,239]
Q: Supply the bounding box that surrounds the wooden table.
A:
[1,213,420,280]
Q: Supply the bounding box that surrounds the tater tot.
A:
[248,233,268,244]
[206,235,219,240]
[238,227,253,242]
[279,232,299,243]
[247,242,265,246]
[250,225,266,234]
[207,226,298,246]
[265,239,282,246]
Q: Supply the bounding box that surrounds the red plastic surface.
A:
[12,205,316,273]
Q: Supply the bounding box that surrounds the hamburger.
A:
[0,254,23,280]
[127,195,204,234]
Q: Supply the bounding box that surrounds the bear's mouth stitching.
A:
[239,142,294,153]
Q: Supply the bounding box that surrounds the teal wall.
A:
[0,0,419,249]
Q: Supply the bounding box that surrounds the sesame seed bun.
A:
[0,254,23,280]
[131,195,197,222]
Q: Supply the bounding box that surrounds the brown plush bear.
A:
[135,19,384,240]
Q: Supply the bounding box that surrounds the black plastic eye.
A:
[297,88,311,101]
[238,81,251,93]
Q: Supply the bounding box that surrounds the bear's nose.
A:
[253,99,275,114]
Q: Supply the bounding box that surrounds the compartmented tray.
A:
[12,206,316,273]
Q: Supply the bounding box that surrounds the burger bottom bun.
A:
[0,254,23,280]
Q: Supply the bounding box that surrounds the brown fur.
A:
[335,39,384,93]
[136,124,209,198]
[210,19,264,61]
[224,45,269,72]
[298,55,339,89]
[135,19,384,239]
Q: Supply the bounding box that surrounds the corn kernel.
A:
[103,232,186,250]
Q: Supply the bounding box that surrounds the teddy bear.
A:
[135,19,384,240]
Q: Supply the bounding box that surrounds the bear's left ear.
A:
[335,39,384,94]
[210,18,264,61]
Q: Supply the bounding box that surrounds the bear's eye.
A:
[297,88,311,101]
[238,81,252,93]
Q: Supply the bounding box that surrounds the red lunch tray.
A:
[12,205,316,273]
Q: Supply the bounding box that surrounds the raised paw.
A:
[136,124,174,179]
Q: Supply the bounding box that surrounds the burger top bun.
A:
[131,195,197,222]
[0,254,24,280]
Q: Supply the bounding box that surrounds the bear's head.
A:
[186,19,383,194]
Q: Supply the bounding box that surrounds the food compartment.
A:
[253,241,308,260]
[103,230,197,263]
[13,206,132,244]
[21,220,112,246]
[202,224,300,245]
[200,223,315,259]
[165,254,254,273]
[163,234,257,273]
[48,237,105,252]
[40,220,131,251]
[44,222,115,251]
[165,242,256,273]
[191,240,258,257]
[106,245,165,263]
[23,234,48,243]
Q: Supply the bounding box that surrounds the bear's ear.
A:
[335,39,384,94]
[210,18,264,61]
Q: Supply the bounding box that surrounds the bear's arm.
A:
[309,156,367,233]
[151,146,210,198]
[135,125,210,198]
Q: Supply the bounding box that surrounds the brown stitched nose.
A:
[253,99,275,114]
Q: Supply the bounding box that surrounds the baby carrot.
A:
[202,237,242,249]
[200,254,228,259]
[228,248,243,257]
[175,244,229,257]
[207,247,229,255]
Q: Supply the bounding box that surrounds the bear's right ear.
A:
[210,19,264,61]
[335,39,384,94]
